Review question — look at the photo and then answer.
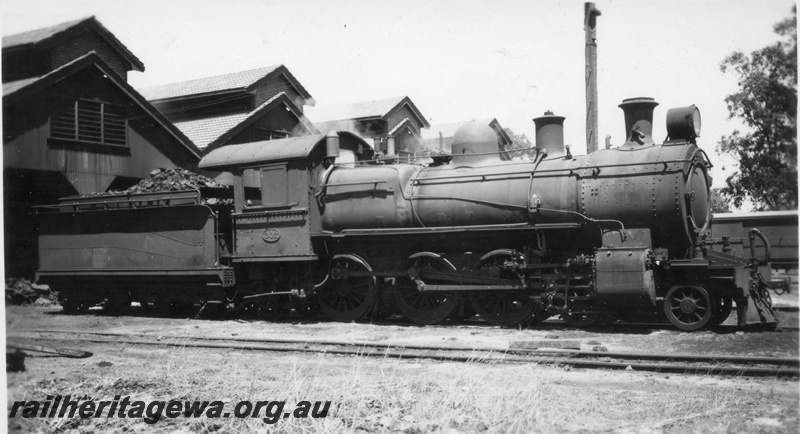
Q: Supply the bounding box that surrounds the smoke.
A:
[315,119,366,136]
[292,121,313,137]
[313,120,376,152]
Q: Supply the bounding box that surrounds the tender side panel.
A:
[711,212,799,267]
[38,205,218,272]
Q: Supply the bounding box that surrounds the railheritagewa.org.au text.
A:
[9,395,332,424]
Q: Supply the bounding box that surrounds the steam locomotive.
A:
[36,97,777,331]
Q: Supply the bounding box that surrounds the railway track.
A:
[9,329,799,378]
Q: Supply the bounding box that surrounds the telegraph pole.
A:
[585,2,601,154]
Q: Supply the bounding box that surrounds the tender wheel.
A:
[710,295,733,326]
[395,253,462,325]
[103,292,131,315]
[317,254,376,322]
[469,251,539,327]
[663,284,714,331]
[561,301,600,328]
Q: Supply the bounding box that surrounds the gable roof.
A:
[172,92,319,152]
[308,96,430,128]
[138,65,314,104]
[2,77,39,95]
[2,16,144,72]
[388,118,413,135]
[3,51,199,160]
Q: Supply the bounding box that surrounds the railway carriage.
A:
[36,98,777,331]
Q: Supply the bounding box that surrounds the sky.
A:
[1,0,796,194]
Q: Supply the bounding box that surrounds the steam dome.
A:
[450,122,502,166]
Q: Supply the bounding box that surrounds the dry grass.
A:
[6,340,799,434]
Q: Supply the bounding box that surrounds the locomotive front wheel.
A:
[663,285,714,331]
[468,252,539,327]
[317,254,376,322]
[395,253,462,325]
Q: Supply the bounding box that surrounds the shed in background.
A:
[3,18,201,277]
[139,65,319,154]
[307,96,430,162]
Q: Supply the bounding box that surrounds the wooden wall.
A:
[49,31,131,80]
[254,73,304,111]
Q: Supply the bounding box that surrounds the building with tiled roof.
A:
[139,65,317,153]
[2,18,202,277]
[307,96,430,160]
[2,16,144,81]
[421,118,513,159]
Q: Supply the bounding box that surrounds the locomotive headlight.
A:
[666,105,701,141]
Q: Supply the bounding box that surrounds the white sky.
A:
[2,0,796,192]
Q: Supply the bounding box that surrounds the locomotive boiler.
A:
[323,98,710,260]
[36,98,777,331]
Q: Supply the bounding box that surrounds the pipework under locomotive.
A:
[195,96,776,331]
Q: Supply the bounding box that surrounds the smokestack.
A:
[533,111,566,157]
[585,2,601,154]
[325,131,340,158]
[618,97,659,148]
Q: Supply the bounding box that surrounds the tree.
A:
[709,188,732,214]
[717,7,797,211]
[503,127,535,159]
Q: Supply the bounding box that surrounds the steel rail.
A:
[12,329,799,377]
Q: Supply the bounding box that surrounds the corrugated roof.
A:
[421,119,494,140]
[138,65,283,101]
[307,96,408,122]
[199,132,368,169]
[2,16,144,72]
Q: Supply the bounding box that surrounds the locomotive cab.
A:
[199,131,374,262]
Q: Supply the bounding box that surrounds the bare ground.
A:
[5,296,800,434]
